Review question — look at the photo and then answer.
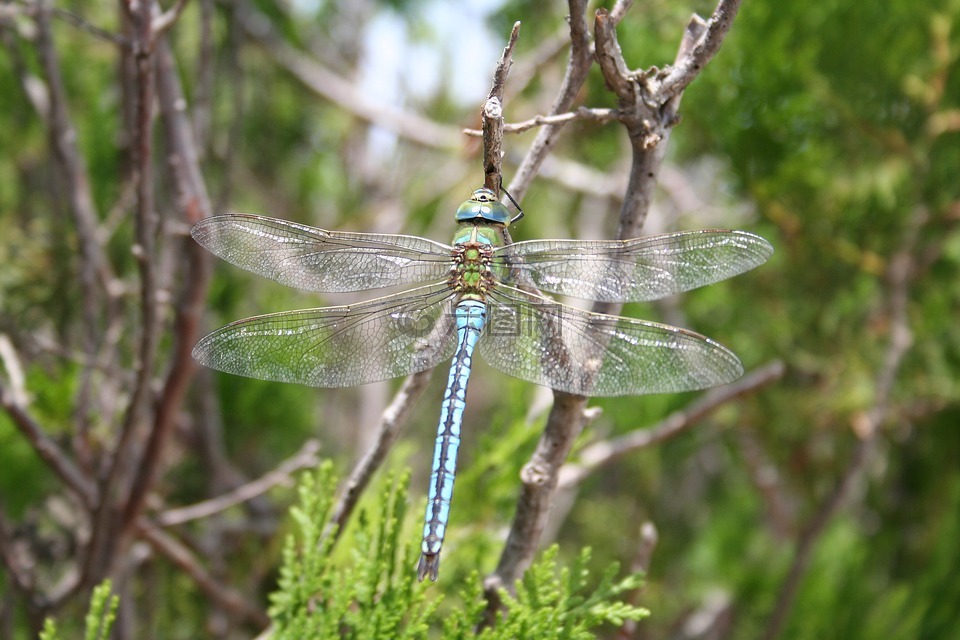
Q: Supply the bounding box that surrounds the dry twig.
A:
[327,371,433,540]
[559,361,786,489]
[159,440,321,526]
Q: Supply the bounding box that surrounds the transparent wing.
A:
[495,230,773,302]
[192,214,453,292]
[478,285,743,397]
[193,283,458,387]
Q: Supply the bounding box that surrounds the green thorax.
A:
[448,188,512,299]
[449,223,504,298]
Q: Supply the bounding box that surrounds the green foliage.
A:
[444,547,648,640]
[83,582,120,640]
[269,463,649,638]
[39,580,119,640]
[499,546,648,638]
[269,462,437,639]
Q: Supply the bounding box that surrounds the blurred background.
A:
[1,0,958,637]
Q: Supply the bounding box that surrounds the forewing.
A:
[193,283,458,387]
[192,214,453,292]
[478,286,743,397]
[496,230,772,302]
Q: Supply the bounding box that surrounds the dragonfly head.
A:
[455,188,512,225]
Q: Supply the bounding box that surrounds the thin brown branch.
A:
[608,0,634,24]
[328,370,433,539]
[760,209,922,640]
[87,0,160,588]
[0,507,41,609]
[158,440,320,526]
[0,380,97,506]
[152,0,190,35]
[482,97,506,194]
[482,22,521,194]
[559,361,785,488]
[32,0,118,448]
[52,6,127,46]
[121,33,214,535]
[506,0,594,202]
[481,1,598,614]
[465,107,619,137]
[485,393,593,603]
[592,1,733,251]
[660,0,743,100]
[594,10,636,105]
[736,420,795,539]
[235,0,462,150]
[488,21,521,102]
[4,2,129,46]
[537,154,626,200]
[614,521,657,640]
[137,519,270,628]
[504,24,571,101]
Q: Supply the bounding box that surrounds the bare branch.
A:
[52,6,127,46]
[594,10,636,105]
[487,21,521,102]
[504,24,572,100]
[152,0,190,35]
[31,0,119,447]
[482,22,521,194]
[660,0,743,100]
[483,392,599,624]
[465,107,619,137]
[0,507,40,608]
[0,380,97,506]
[507,0,594,202]
[137,520,270,628]
[121,33,214,534]
[88,0,161,588]
[608,0,634,24]
[614,521,657,640]
[158,440,320,526]
[3,2,129,46]
[482,97,505,193]
[482,1,597,611]
[235,1,462,150]
[486,1,746,612]
[559,361,786,488]
[328,370,433,540]
[594,6,710,246]
[0,335,27,407]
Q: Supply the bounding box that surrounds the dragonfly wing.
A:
[478,286,743,397]
[192,214,453,292]
[193,283,458,387]
[496,230,772,302]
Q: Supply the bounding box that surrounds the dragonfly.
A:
[191,187,773,581]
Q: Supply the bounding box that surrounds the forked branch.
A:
[484,0,745,617]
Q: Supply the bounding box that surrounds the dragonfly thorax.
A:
[450,239,495,296]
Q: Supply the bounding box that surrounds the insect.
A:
[191,187,773,580]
